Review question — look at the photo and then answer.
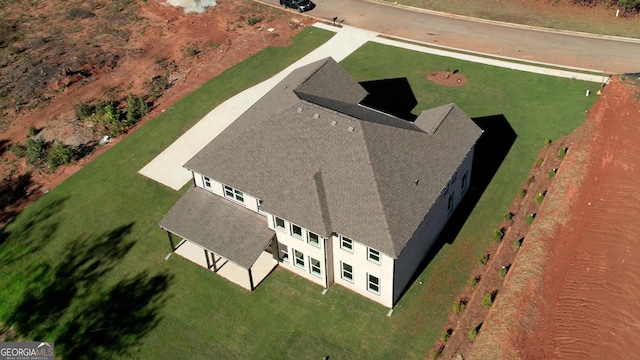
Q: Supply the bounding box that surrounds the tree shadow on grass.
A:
[0,194,67,268]
[3,222,173,359]
[399,114,516,299]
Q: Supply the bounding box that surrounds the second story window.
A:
[274,217,285,231]
[368,248,380,264]
[340,235,353,252]
[202,176,212,189]
[223,184,244,204]
[290,223,303,239]
[447,193,454,214]
[308,231,320,247]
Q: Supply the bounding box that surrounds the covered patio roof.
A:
[159,187,275,269]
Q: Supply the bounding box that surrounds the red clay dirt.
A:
[0,0,310,225]
[471,76,640,359]
[426,71,468,87]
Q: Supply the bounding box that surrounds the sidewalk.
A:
[139,22,606,190]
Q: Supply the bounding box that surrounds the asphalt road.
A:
[274,0,640,74]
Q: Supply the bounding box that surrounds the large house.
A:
[159,58,483,308]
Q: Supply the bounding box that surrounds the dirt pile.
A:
[0,0,309,225]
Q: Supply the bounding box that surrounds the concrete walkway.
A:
[139,22,606,190]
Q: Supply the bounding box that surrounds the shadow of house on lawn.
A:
[399,114,517,299]
[3,222,173,359]
[359,78,418,121]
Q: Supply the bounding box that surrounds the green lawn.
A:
[0,30,599,359]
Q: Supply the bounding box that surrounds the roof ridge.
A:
[355,120,396,253]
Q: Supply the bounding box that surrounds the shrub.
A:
[477,254,489,266]
[75,101,94,120]
[440,328,452,343]
[481,293,494,309]
[558,147,567,160]
[27,126,38,137]
[526,175,535,184]
[25,138,47,165]
[207,40,221,49]
[518,188,527,198]
[148,73,171,100]
[468,327,478,341]
[126,92,149,125]
[548,168,556,179]
[452,299,467,314]
[544,137,552,147]
[246,15,262,25]
[513,237,524,250]
[431,346,443,360]
[499,266,508,279]
[468,275,481,287]
[535,192,545,205]
[492,228,504,242]
[504,212,513,221]
[526,213,536,226]
[47,140,74,170]
[10,143,27,158]
[534,157,544,167]
[184,44,200,57]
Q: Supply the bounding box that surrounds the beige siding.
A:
[331,234,395,308]
[266,214,328,287]
[393,147,475,305]
[193,172,261,213]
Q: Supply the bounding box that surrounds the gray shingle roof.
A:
[184,58,482,258]
[159,187,275,269]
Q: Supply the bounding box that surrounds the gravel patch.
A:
[166,0,217,13]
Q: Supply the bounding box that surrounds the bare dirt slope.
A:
[0,0,309,224]
[472,76,640,359]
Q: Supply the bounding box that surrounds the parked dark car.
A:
[280,0,314,12]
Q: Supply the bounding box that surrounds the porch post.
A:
[248,268,255,291]
[205,249,211,269]
[167,231,176,251]
[271,236,279,261]
[211,253,217,272]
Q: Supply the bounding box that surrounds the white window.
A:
[294,249,305,269]
[223,184,244,203]
[447,193,454,214]
[279,243,289,262]
[367,274,380,295]
[452,171,457,182]
[202,176,212,189]
[461,172,468,192]
[290,223,303,239]
[309,256,321,277]
[341,262,353,282]
[308,231,320,247]
[340,235,353,252]
[274,217,285,231]
[442,182,449,196]
[368,248,380,264]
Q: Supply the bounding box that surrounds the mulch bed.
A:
[426,71,468,87]
[430,138,569,359]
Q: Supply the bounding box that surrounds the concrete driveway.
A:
[269,0,640,74]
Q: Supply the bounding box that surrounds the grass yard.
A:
[0,30,599,359]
